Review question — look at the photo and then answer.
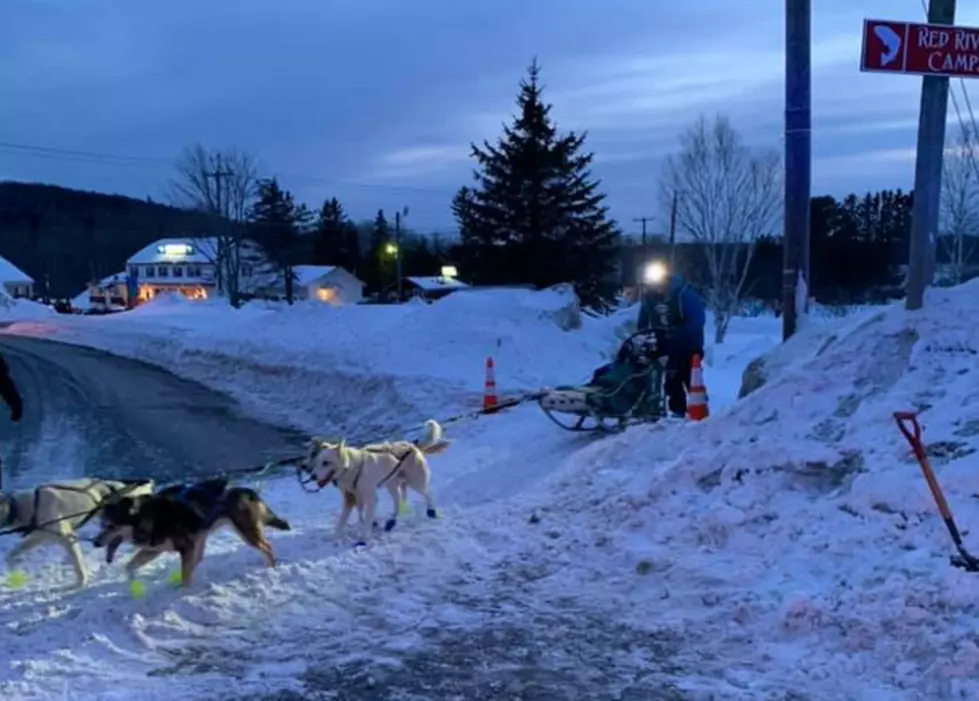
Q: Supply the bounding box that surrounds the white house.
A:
[0,255,34,299]
[126,237,272,304]
[81,272,129,311]
[290,265,364,305]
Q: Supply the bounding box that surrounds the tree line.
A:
[3,59,977,333]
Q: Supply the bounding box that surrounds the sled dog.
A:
[0,478,154,588]
[93,477,290,587]
[305,419,449,543]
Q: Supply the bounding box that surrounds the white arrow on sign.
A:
[874,24,902,66]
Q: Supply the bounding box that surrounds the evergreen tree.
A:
[454,59,621,307]
[364,209,393,292]
[248,177,309,304]
[402,234,440,276]
[312,197,361,273]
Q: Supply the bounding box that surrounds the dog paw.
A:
[384,519,397,532]
[426,508,438,519]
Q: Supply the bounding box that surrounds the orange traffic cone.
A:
[686,354,709,421]
[483,356,498,412]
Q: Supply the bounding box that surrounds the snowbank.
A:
[509,281,979,697]
[2,288,619,438]
[0,290,57,322]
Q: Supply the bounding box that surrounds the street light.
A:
[440,265,458,279]
[384,242,398,256]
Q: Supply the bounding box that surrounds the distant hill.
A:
[0,181,208,297]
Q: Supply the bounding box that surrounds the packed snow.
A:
[0,290,56,323]
[1,283,974,699]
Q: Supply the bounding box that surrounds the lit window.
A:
[316,287,336,303]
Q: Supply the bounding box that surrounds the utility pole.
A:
[204,156,236,297]
[667,192,679,269]
[204,157,234,219]
[394,207,408,302]
[906,0,957,311]
[782,0,812,341]
[633,216,654,247]
[633,216,655,291]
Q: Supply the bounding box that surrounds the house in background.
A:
[259,265,365,305]
[400,275,470,301]
[0,255,34,299]
[83,272,129,311]
[293,265,364,305]
[126,236,272,304]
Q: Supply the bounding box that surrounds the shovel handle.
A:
[893,411,925,460]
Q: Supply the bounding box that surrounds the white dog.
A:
[0,478,154,588]
[306,419,450,545]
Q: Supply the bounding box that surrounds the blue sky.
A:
[2,0,977,238]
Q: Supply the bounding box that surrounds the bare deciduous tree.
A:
[660,115,782,343]
[169,144,260,306]
[940,123,979,285]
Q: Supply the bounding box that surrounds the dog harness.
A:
[173,483,225,524]
[377,450,413,488]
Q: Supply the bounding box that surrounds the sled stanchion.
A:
[893,411,979,573]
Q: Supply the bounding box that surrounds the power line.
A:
[0,139,460,197]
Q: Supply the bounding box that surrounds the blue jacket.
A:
[637,275,706,353]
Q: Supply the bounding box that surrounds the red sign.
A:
[861,18,979,78]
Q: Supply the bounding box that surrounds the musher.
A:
[636,260,706,418]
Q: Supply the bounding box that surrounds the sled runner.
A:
[538,330,668,433]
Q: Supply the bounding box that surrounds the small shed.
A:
[401,275,470,301]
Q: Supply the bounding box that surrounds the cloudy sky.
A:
[2,0,977,238]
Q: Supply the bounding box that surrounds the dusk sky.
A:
[2,0,977,239]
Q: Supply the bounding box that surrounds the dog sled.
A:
[537,330,668,433]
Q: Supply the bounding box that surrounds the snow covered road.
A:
[0,335,306,488]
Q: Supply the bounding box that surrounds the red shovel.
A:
[894,411,979,572]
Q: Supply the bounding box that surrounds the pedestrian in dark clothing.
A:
[0,354,22,423]
[637,266,707,417]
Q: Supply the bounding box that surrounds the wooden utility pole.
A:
[632,216,654,247]
[394,207,408,302]
[905,0,957,311]
[204,156,234,218]
[667,192,678,268]
[782,0,812,341]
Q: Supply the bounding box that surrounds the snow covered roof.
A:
[99,272,127,286]
[127,238,218,265]
[0,254,33,284]
[405,276,470,292]
[293,265,337,287]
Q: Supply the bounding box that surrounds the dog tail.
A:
[416,419,452,455]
